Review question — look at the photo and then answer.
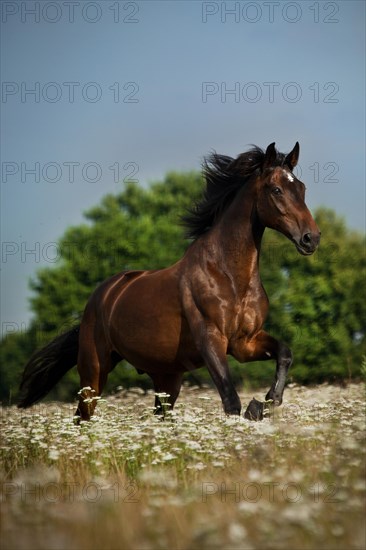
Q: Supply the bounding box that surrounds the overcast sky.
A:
[1,0,365,333]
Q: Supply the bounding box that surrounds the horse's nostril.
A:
[303,233,312,245]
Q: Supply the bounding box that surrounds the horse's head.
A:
[256,142,321,255]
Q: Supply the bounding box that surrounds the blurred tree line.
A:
[1,172,365,403]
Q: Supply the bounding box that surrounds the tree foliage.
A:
[1,172,365,402]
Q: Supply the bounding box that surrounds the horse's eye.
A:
[272,187,282,195]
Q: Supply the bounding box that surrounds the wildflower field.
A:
[1,383,365,550]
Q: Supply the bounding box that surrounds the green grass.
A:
[1,383,365,549]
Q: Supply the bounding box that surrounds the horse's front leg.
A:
[192,323,241,415]
[265,341,293,406]
[204,345,242,415]
[184,291,241,415]
[233,330,292,420]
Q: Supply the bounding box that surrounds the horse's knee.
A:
[279,344,293,371]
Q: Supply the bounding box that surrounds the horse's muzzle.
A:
[295,230,321,255]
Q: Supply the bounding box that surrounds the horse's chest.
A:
[231,285,269,339]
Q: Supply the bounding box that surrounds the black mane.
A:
[182,145,287,240]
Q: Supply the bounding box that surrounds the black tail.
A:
[18,325,80,408]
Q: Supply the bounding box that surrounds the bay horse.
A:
[18,142,320,421]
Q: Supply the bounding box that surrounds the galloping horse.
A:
[18,142,320,420]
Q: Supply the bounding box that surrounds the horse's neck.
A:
[206,193,264,291]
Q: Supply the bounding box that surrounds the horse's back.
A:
[81,269,146,321]
[108,266,184,368]
[82,264,200,373]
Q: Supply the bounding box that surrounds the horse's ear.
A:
[285,142,300,170]
[262,142,277,171]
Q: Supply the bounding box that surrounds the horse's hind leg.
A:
[150,372,183,417]
[75,326,113,421]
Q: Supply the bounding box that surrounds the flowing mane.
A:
[182,145,287,239]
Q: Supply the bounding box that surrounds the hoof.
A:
[244,398,264,421]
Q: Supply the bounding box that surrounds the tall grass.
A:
[1,383,365,549]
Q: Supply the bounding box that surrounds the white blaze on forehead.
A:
[283,169,295,182]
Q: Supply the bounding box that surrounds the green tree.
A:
[276,208,366,383]
[0,329,35,403]
[1,173,203,402]
[1,174,365,403]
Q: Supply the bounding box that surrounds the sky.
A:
[1,0,365,333]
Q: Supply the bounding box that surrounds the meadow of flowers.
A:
[1,382,365,550]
